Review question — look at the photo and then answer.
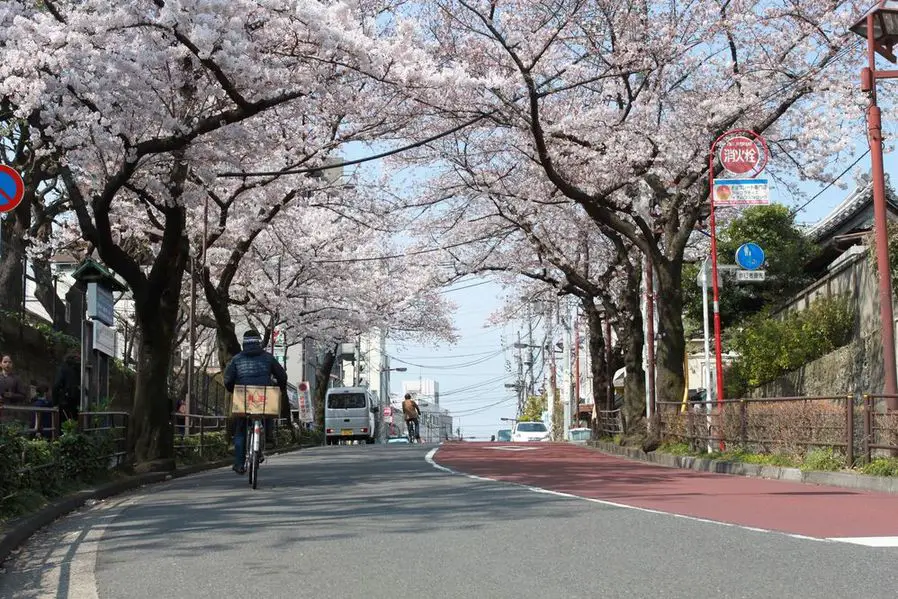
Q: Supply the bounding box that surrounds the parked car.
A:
[511,421,550,442]
[496,429,512,442]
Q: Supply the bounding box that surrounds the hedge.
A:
[726,295,855,395]
[0,422,117,520]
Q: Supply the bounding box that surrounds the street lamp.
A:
[850,1,898,404]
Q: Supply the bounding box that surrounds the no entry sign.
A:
[0,165,25,213]
[719,136,763,175]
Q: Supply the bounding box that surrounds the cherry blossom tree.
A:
[0,0,445,465]
[390,0,868,407]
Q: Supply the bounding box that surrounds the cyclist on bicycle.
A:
[223,329,288,474]
[402,393,421,443]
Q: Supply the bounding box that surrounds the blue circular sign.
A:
[735,243,765,271]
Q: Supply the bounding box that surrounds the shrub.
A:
[0,424,116,520]
[801,448,845,472]
[728,295,855,388]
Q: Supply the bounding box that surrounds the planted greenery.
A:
[726,295,855,394]
[0,422,117,521]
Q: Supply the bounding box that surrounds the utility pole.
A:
[546,299,556,437]
[644,255,656,422]
[516,330,524,416]
[562,300,572,441]
[526,301,535,395]
[574,307,580,428]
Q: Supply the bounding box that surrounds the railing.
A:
[172,412,230,459]
[79,411,130,468]
[595,408,623,438]
[657,396,855,463]
[0,404,61,438]
[862,394,898,461]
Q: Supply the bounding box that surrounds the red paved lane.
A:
[435,443,898,539]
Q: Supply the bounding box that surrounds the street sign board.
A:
[736,270,766,282]
[297,381,313,422]
[735,243,765,271]
[719,136,762,175]
[713,179,769,206]
[0,165,25,214]
[695,261,722,288]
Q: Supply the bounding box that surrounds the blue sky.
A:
[340,129,898,439]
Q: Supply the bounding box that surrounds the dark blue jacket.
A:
[223,341,287,392]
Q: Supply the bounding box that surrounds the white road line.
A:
[425,448,834,544]
[826,536,898,547]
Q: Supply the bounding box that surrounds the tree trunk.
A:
[620,279,647,433]
[125,207,189,469]
[314,345,337,428]
[202,276,242,370]
[130,325,178,469]
[0,202,29,313]
[654,256,687,408]
[582,298,608,411]
[31,254,66,328]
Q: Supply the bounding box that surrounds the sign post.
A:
[0,165,25,214]
[708,130,769,423]
[0,166,25,262]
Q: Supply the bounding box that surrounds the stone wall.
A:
[0,316,134,410]
[750,332,884,398]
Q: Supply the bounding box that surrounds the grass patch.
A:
[858,457,898,477]
[659,442,695,456]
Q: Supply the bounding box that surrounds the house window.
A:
[64,300,71,324]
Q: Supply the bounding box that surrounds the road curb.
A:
[587,440,898,495]
[0,443,308,566]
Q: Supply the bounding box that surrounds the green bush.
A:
[0,424,116,520]
[801,448,845,472]
[728,296,855,389]
[659,442,694,456]
[174,431,231,463]
[859,457,898,477]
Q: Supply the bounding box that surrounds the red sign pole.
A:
[708,129,768,450]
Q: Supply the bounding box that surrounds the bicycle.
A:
[407,418,419,444]
[232,384,280,490]
[245,416,265,490]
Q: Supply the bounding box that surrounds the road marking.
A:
[425,448,835,544]
[827,536,898,547]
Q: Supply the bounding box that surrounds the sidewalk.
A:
[434,443,898,545]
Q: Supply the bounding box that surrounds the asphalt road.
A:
[1,444,897,598]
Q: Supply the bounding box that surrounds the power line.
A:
[789,150,870,217]
[218,113,489,178]
[388,349,505,369]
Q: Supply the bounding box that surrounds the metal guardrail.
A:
[0,404,61,438]
[79,411,129,468]
[657,396,855,463]
[595,408,623,438]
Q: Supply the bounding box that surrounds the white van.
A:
[324,386,379,445]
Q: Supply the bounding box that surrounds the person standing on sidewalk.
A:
[0,354,28,406]
[52,351,81,425]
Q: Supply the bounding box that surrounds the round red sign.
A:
[719,136,762,175]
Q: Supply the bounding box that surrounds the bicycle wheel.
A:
[250,449,260,489]
[247,428,256,486]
